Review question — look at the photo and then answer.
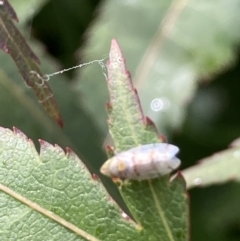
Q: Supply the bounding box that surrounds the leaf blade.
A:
[107,39,160,151]
[182,140,240,189]
[105,39,189,241]
[0,127,140,241]
[120,176,188,241]
[0,0,62,126]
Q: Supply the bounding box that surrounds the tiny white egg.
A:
[100,143,181,180]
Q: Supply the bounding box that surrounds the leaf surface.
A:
[0,38,111,193]
[0,39,188,241]
[0,0,62,126]
[182,139,240,189]
[105,39,188,241]
[0,127,138,241]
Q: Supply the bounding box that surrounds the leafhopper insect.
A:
[100,143,181,180]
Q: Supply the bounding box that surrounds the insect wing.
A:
[153,143,179,160]
[125,143,179,160]
[100,143,181,180]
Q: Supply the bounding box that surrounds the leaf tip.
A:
[145,116,157,127]
[109,39,125,64]
[39,139,66,157]
[106,145,115,158]
[106,102,112,111]
[144,116,160,135]
[159,134,167,143]
[66,147,75,156]
[65,147,78,159]
[111,39,121,52]
[12,126,20,133]
[38,139,52,149]
[2,0,19,22]
[171,171,187,187]
[13,126,30,141]
[92,173,100,181]
[57,117,64,128]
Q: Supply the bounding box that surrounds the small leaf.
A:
[0,0,62,126]
[106,39,159,151]
[105,39,189,240]
[182,139,240,189]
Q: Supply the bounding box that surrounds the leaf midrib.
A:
[0,183,101,241]
[148,180,175,241]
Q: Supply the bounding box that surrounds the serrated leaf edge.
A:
[0,183,101,241]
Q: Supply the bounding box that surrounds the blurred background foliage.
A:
[1,0,240,240]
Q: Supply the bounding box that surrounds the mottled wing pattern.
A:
[100,143,181,180]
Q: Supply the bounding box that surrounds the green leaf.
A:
[0,39,188,241]
[0,127,138,241]
[0,0,62,126]
[104,39,188,240]
[75,0,240,137]
[0,56,125,212]
[106,39,160,151]
[182,139,240,189]
[0,36,116,197]
[120,177,188,241]
[0,127,187,240]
